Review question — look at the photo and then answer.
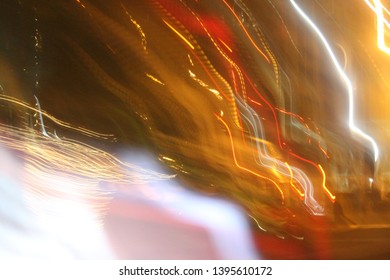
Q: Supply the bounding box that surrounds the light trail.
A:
[216,114,285,203]
[373,0,390,54]
[290,0,380,162]
[221,0,270,63]
[162,19,195,50]
[0,94,116,140]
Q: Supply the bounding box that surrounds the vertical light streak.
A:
[373,0,390,54]
[221,0,270,63]
[318,164,336,201]
[285,162,305,198]
[33,95,49,138]
[365,0,390,28]
[290,0,379,162]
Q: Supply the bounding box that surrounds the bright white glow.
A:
[365,0,390,29]
[373,0,390,54]
[290,0,380,162]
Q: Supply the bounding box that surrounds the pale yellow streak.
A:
[188,70,223,100]
[0,94,115,140]
[145,72,165,85]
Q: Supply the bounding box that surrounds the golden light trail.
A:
[285,162,305,198]
[318,164,336,201]
[121,2,148,52]
[145,72,165,85]
[0,94,116,140]
[290,0,380,162]
[162,19,195,50]
[215,114,285,203]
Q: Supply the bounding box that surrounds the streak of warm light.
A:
[318,164,336,201]
[121,2,148,51]
[285,162,305,198]
[162,19,195,50]
[145,72,165,85]
[221,0,270,63]
[218,37,233,53]
[0,94,116,140]
[216,114,285,203]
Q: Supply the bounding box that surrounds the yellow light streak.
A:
[0,94,115,140]
[162,19,195,50]
[145,72,165,85]
[216,114,285,202]
[285,162,305,198]
[318,164,336,201]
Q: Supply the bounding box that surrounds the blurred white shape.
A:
[0,146,259,259]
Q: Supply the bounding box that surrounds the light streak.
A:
[216,114,285,203]
[188,70,223,100]
[121,2,148,51]
[145,72,165,85]
[318,164,336,201]
[33,95,49,138]
[290,0,380,162]
[162,19,195,50]
[75,0,86,9]
[0,94,116,140]
[221,0,270,63]
[365,0,390,28]
[218,37,233,52]
[373,0,390,54]
[0,123,174,186]
[285,162,305,198]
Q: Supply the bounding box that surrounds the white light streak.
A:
[290,0,380,162]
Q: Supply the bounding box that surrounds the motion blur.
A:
[0,0,390,259]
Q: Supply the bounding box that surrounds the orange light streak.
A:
[222,0,270,63]
[218,37,233,52]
